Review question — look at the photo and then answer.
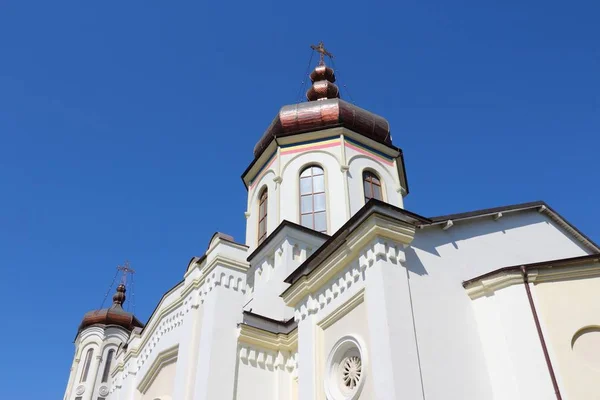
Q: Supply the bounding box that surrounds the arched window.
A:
[80,348,94,383]
[258,188,268,244]
[300,166,327,233]
[101,349,115,383]
[363,171,382,202]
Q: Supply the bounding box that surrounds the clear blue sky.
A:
[0,1,598,398]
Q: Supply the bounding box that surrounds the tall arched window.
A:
[101,349,115,383]
[300,166,327,233]
[363,171,382,202]
[80,348,94,383]
[258,188,268,244]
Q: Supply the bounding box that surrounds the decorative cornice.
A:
[119,255,248,371]
[238,324,298,353]
[282,213,414,307]
[136,344,178,394]
[292,239,404,322]
[464,260,600,299]
[317,288,364,330]
[238,344,298,373]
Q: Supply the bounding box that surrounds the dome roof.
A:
[254,98,391,158]
[253,55,392,158]
[78,284,144,334]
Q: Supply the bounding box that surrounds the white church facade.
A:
[63,49,600,400]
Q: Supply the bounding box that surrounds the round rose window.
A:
[325,336,367,400]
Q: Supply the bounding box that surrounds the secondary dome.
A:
[77,284,144,334]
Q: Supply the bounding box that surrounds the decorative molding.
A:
[119,253,248,373]
[317,289,365,330]
[283,213,414,308]
[244,211,251,219]
[292,239,405,322]
[238,344,298,373]
[98,385,109,397]
[238,324,298,353]
[137,344,179,394]
[493,212,503,221]
[465,263,600,299]
[75,385,85,395]
[273,176,282,184]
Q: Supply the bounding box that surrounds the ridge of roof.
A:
[420,200,599,252]
[427,201,546,223]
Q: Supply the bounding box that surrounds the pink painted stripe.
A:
[345,142,394,166]
[281,141,340,155]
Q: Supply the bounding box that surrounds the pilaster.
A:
[297,315,319,400]
[364,242,424,400]
[172,297,202,400]
[192,265,248,400]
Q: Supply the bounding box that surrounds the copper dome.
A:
[253,58,392,158]
[254,98,391,158]
[77,284,144,334]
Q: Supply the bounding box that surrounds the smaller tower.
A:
[243,42,408,248]
[64,267,144,400]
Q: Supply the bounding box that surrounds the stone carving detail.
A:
[294,238,405,321]
[239,345,297,372]
[98,385,109,397]
[325,336,366,400]
[341,356,362,390]
[75,384,85,395]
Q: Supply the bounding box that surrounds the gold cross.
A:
[310,41,334,65]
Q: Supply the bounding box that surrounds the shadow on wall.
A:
[410,211,551,260]
[404,246,429,277]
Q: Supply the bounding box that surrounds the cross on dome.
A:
[310,41,334,65]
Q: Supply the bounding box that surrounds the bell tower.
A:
[241,43,409,250]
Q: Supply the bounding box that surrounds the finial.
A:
[306,42,339,101]
[310,41,334,65]
[112,283,126,306]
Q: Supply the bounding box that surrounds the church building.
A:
[63,44,600,400]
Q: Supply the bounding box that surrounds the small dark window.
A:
[258,188,268,244]
[363,171,382,202]
[80,348,94,383]
[101,349,114,383]
[299,166,327,233]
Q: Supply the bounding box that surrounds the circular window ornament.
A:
[75,384,85,395]
[325,335,367,400]
[98,385,110,397]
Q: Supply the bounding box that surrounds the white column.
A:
[192,268,246,400]
[364,243,424,400]
[172,302,202,400]
[297,316,319,400]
